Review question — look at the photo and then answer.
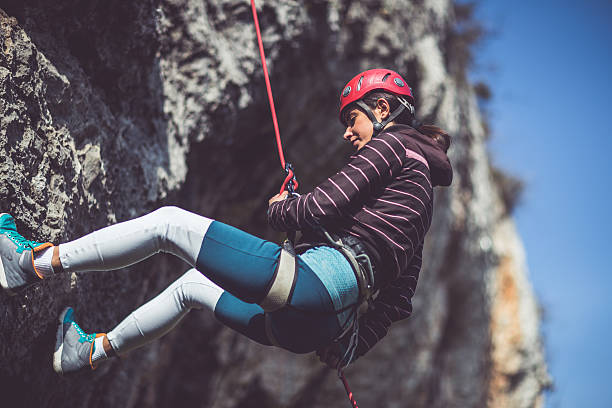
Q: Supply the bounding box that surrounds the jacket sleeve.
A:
[267,132,407,231]
[342,244,423,360]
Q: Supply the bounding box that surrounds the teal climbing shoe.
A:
[53,307,105,376]
[0,213,53,295]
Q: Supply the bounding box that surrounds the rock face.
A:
[0,0,551,407]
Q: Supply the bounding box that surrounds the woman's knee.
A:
[150,206,189,224]
[181,267,204,282]
[173,268,224,311]
[146,206,214,263]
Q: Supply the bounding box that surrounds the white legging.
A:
[58,207,224,354]
[59,206,211,273]
[106,268,223,355]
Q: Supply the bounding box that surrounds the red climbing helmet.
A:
[339,69,415,132]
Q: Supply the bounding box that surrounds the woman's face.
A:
[342,99,390,151]
[343,109,374,151]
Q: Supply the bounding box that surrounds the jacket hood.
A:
[387,124,453,187]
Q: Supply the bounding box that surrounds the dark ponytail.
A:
[417,124,451,153]
[360,91,451,153]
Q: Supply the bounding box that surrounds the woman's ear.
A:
[376,98,391,120]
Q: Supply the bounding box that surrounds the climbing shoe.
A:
[0,213,53,295]
[53,307,105,376]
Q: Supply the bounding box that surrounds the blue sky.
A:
[470,1,612,406]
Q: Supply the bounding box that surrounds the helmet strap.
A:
[355,99,411,136]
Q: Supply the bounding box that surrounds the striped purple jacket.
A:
[267,124,453,358]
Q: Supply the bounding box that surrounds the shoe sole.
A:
[0,258,28,297]
[0,255,8,292]
[0,213,19,296]
[0,263,17,296]
[0,214,8,293]
[0,254,16,297]
[53,306,71,376]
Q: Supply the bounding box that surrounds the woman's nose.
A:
[343,127,352,140]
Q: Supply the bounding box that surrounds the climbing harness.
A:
[250,1,365,406]
[259,247,298,313]
[316,229,376,314]
[296,228,378,378]
[271,229,376,408]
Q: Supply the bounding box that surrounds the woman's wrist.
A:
[268,191,288,206]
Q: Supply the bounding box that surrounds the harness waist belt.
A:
[335,234,376,291]
[295,231,377,314]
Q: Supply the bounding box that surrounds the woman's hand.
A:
[316,343,343,369]
[268,191,289,206]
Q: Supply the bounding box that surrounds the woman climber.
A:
[0,68,452,375]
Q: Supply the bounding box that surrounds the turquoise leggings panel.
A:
[196,221,343,353]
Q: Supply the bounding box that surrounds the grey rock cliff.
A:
[0,0,551,407]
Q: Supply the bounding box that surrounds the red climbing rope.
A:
[250,0,298,195]
[340,371,360,408]
[251,2,358,407]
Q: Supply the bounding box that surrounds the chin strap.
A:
[355,96,415,135]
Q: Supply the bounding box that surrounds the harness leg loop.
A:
[259,248,297,313]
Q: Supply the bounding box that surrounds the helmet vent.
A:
[382,73,391,82]
[357,76,364,91]
[342,86,352,97]
[394,78,405,87]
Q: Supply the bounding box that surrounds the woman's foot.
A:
[53,307,106,376]
[0,213,53,295]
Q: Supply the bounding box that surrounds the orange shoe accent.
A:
[30,242,54,280]
[89,333,107,370]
